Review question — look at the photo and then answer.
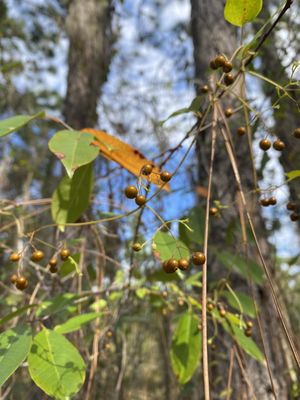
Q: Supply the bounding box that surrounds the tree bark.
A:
[64,0,112,129]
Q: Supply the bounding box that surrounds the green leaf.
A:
[223,322,264,362]
[222,291,256,318]
[159,97,202,126]
[37,293,78,317]
[135,288,150,299]
[170,312,201,384]
[59,254,80,277]
[224,0,263,26]
[48,130,99,178]
[0,305,37,326]
[179,207,205,246]
[286,170,300,182]
[154,231,190,261]
[185,272,202,288]
[215,251,264,284]
[0,326,32,387]
[54,312,102,334]
[51,164,93,231]
[0,111,45,138]
[28,329,86,399]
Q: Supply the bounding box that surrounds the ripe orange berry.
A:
[163,259,178,273]
[10,274,18,284]
[16,276,28,290]
[268,197,277,206]
[160,171,172,183]
[10,252,21,262]
[286,202,296,211]
[223,60,233,73]
[60,248,70,261]
[125,185,138,199]
[214,55,226,68]
[260,198,270,207]
[273,139,285,151]
[132,243,142,252]
[191,252,206,265]
[178,258,189,271]
[49,257,58,267]
[209,207,218,216]
[141,164,153,176]
[135,195,146,206]
[259,139,271,151]
[31,250,45,262]
[200,85,209,93]
[237,127,246,136]
[293,128,300,138]
[224,73,235,86]
[224,108,233,118]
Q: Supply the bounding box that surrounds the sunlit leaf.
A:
[285,170,300,182]
[224,0,263,27]
[59,253,80,277]
[51,164,93,231]
[28,329,85,399]
[48,130,98,178]
[54,312,102,334]
[0,111,45,138]
[153,231,190,261]
[0,326,32,387]
[82,128,170,190]
[170,312,201,384]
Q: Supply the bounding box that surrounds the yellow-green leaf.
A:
[224,0,263,27]
[48,130,98,178]
[0,111,45,137]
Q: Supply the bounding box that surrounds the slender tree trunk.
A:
[190,1,294,398]
[64,0,112,129]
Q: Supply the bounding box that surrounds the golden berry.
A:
[178,258,189,271]
[125,185,138,199]
[135,195,146,206]
[163,259,178,273]
[160,171,172,183]
[224,73,235,86]
[141,164,153,176]
[10,274,18,284]
[237,127,246,136]
[15,276,28,290]
[223,60,233,73]
[273,139,285,151]
[9,252,21,262]
[191,252,206,265]
[60,248,70,261]
[132,243,142,252]
[259,139,271,151]
[31,250,45,262]
[225,108,233,118]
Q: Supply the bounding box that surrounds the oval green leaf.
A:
[224,0,263,27]
[154,231,190,261]
[28,329,86,400]
[170,312,201,384]
[48,130,98,178]
[0,111,45,138]
[51,164,94,231]
[0,326,32,387]
[54,312,102,334]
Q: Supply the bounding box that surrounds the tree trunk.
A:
[64,0,112,129]
[190,1,294,398]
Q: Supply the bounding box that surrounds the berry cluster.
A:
[286,202,300,222]
[259,138,286,152]
[9,248,71,290]
[162,251,206,274]
[124,165,172,207]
